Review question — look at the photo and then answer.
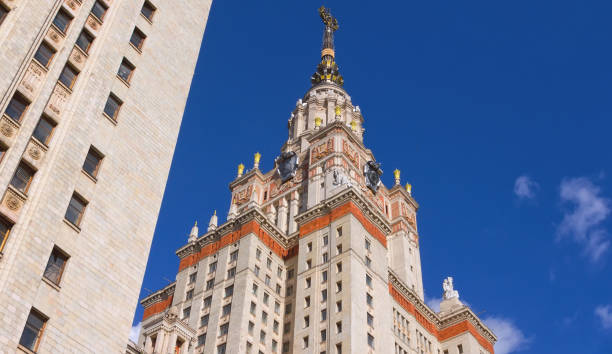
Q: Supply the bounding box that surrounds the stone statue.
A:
[332,169,352,188]
[319,6,338,31]
[442,277,459,300]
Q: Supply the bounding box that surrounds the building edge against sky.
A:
[133,7,497,354]
[0,0,211,352]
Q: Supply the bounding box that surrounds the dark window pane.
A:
[0,6,8,26]
[10,163,35,194]
[5,94,28,122]
[103,94,121,119]
[34,42,55,68]
[65,194,86,226]
[32,117,55,145]
[59,65,78,89]
[91,1,107,21]
[141,1,155,21]
[43,248,68,285]
[0,217,12,252]
[129,28,146,50]
[117,59,134,83]
[19,310,46,351]
[75,30,94,53]
[53,9,72,33]
[83,147,102,177]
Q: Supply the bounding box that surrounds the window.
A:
[265,275,270,286]
[182,306,190,319]
[208,261,217,273]
[366,293,373,307]
[266,257,272,269]
[91,1,108,21]
[306,259,312,269]
[203,296,212,308]
[367,334,374,348]
[337,227,342,237]
[458,345,464,354]
[224,285,234,297]
[230,250,239,262]
[76,30,94,53]
[321,308,327,321]
[306,277,311,288]
[34,42,56,68]
[321,329,327,342]
[217,343,226,354]
[287,269,294,279]
[261,311,268,324]
[365,256,371,268]
[335,321,342,333]
[116,58,136,83]
[43,247,69,285]
[0,217,12,253]
[141,1,156,21]
[58,64,78,89]
[285,303,292,314]
[0,5,8,26]
[206,279,214,290]
[366,274,372,287]
[336,262,342,273]
[197,334,206,346]
[286,286,293,296]
[222,303,231,316]
[219,323,229,336]
[227,267,235,279]
[10,162,35,194]
[365,239,371,251]
[321,289,327,302]
[275,283,281,295]
[189,273,197,284]
[283,342,290,353]
[283,322,291,334]
[322,270,327,282]
[336,343,342,354]
[303,336,309,348]
[263,292,269,305]
[272,340,278,352]
[256,248,261,260]
[19,309,47,352]
[82,146,103,178]
[103,93,122,120]
[200,314,209,327]
[305,296,310,308]
[259,330,266,344]
[323,235,328,245]
[250,302,256,315]
[304,315,310,328]
[307,242,312,252]
[367,313,374,327]
[186,289,193,300]
[252,283,258,295]
[336,244,342,255]
[336,301,342,312]
[5,93,29,122]
[274,301,280,314]
[53,8,72,34]
[273,320,279,334]
[323,252,328,263]
[254,265,260,276]
[277,266,282,277]
[130,27,146,51]
[248,321,254,335]
[336,281,342,293]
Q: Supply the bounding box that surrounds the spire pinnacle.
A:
[311,7,344,87]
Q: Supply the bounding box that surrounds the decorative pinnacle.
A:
[311,7,344,87]
[350,120,358,132]
[314,117,322,128]
[254,152,261,169]
[405,183,412,195]
[237,163,245,177]
[394,169,401,185]
[335,105,342,116]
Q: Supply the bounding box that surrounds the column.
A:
[288,191,299,234]
[144,336,153,353]
[167,332,177,354]
[277,197,288,233]
[153,331,165,354]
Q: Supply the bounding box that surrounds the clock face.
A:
[364,160,383,193]
[276,151,299,183]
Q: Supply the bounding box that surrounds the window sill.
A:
[102,112,118,126]
[30,136,49,151]
[129,42,143,54]
[116,74,131,87]
[17,344,36,354]
[140,13,153,24]
[56,81,73,95]
[63,218,81,233]
[41,276,61,291]
[73,44,89,58]
[81,169,97,183]
[50,24,67,38]
[3,113,22,128]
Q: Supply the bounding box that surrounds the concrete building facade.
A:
[136,7,497,354]
[0,0,211,352]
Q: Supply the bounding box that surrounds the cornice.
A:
[388,184,419,210]
[389,270,440,326]
[140,282,176,308]
[228,168,266,190]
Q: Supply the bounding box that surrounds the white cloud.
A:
[514,175,538,199]
[558,177,611,262]
[595,305,612,330]
[129,322,142,343]
[426,297,442,313]
[484,316,530,354]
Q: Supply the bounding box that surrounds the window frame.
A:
[0,4,9,26]
[58,64,79,90]
[82,146,104,179]
[43,246,69,286]
[117,58,136,84]
[0,216,12,253]
[10,161,36,195]
[32,115,56,146]
[75,29,95,54]
[5,93,30,123]
[91,0,108,21]
[18,308,48,352]
[129,27,146,51]
[33,42,56,68]
[140,1,156,22]
[103,93,122,121]
[52,8,73,34]
[65,192,87,227]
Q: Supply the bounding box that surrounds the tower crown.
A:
[311,6,344,87]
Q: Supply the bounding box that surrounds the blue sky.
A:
[130,1,612,352]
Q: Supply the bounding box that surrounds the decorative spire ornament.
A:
[311,6,344,87]
[208,210,218,232]
[254,152,261,169]
[314,117,322,129]
[405,182,412,195]
[237,163,245,177]
[188,221,198,242]
[394,169,401,185]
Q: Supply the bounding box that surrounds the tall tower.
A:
[137,7,497,354]
[0,0,211,352]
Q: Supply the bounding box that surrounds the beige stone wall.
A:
[0,0,211,352]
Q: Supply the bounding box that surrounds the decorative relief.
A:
[342,140,359,168]
[232,185,253,206]
[270,166,305,198]
[4,188,25,212]
[311,138,334,164]
[1,120,14,137]
[19,61,45,95]
[66,0,78,10]
[87,15,100,31]
[47,83,70,116]
[28,146,41,160]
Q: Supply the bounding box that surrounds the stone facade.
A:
[0,0,211,352]
[136,8,496,354]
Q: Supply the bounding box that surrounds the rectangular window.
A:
[336,343,342,354]
[34,42,56,68]
[224,285,234,297]
[186,289,193,300]
[337,227,342,237]
[76,30,94,53]
[117,58,135,83]
[336,321,342,333]
[252,282,258,294]
[227,267,235,279]
[367,334,374,348]
[254,265,260,276]
[5,93,29,122]
[321,289,327,302]
[19,309,48,352]
[323,235,328,245]
[82,146,103,178]
[366,293,373,306]
[266,257,272,269]
[321,329,327,342]
[248,321,254,334]
[263,292,269,305]
[0,217,12,253]
[458,344,464,354]
[274,301,280,314]
[286,285,293,296]
[336,245,342,255]
[32,116,56,145]
[322,270,327,282]
[287,269,294,279]
[261,311,268,324]
[200,314,209,327]
[203,296,212,308]
[53,8,72,34]
[306,277,311,288]
[65,193,86,226]
[91,1,108,21]
[303,336,308,348]
[217,343,226,354]
[273,320,279,334]
[197,334,206,346]
[265,275,270,286]
[103,93,122,120]
[58,64,78,89]
[182,306,190,319]
[205,279,214,291]
[283,322,290,334]
[321,308,327,321]
[208,261,217,273]
[365,239,371,250]
[256,248,261,260]
[307,242,312,252]
[304,315,310,328]
[367,313,374,327]
[230,250,239,262]
[0,5,8,26]
[275,283,281,295]
[43,247,69,285]
[277,266,282,277]
[260,330,266,344]
[336,301,342,312]
[366,274,372,287]
[305,296,310,308]
[189,273,197,284]
[250,302,256,315]
[222,303,231,316]
[141,1,156,21]
[285,303,292,314]
[336,281,342,293]
[130,27,146,50]
[323,252,328,263]
[336,262,342,273]
[10,162,35,194]
[365,256,371,268]
[219,323,229,336]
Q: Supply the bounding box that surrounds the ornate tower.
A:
[137,7,496,354]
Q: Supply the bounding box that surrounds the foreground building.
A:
[136,7,497,354]
[0,0,211,352]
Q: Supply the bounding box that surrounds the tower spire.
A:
[311,6,344,87]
